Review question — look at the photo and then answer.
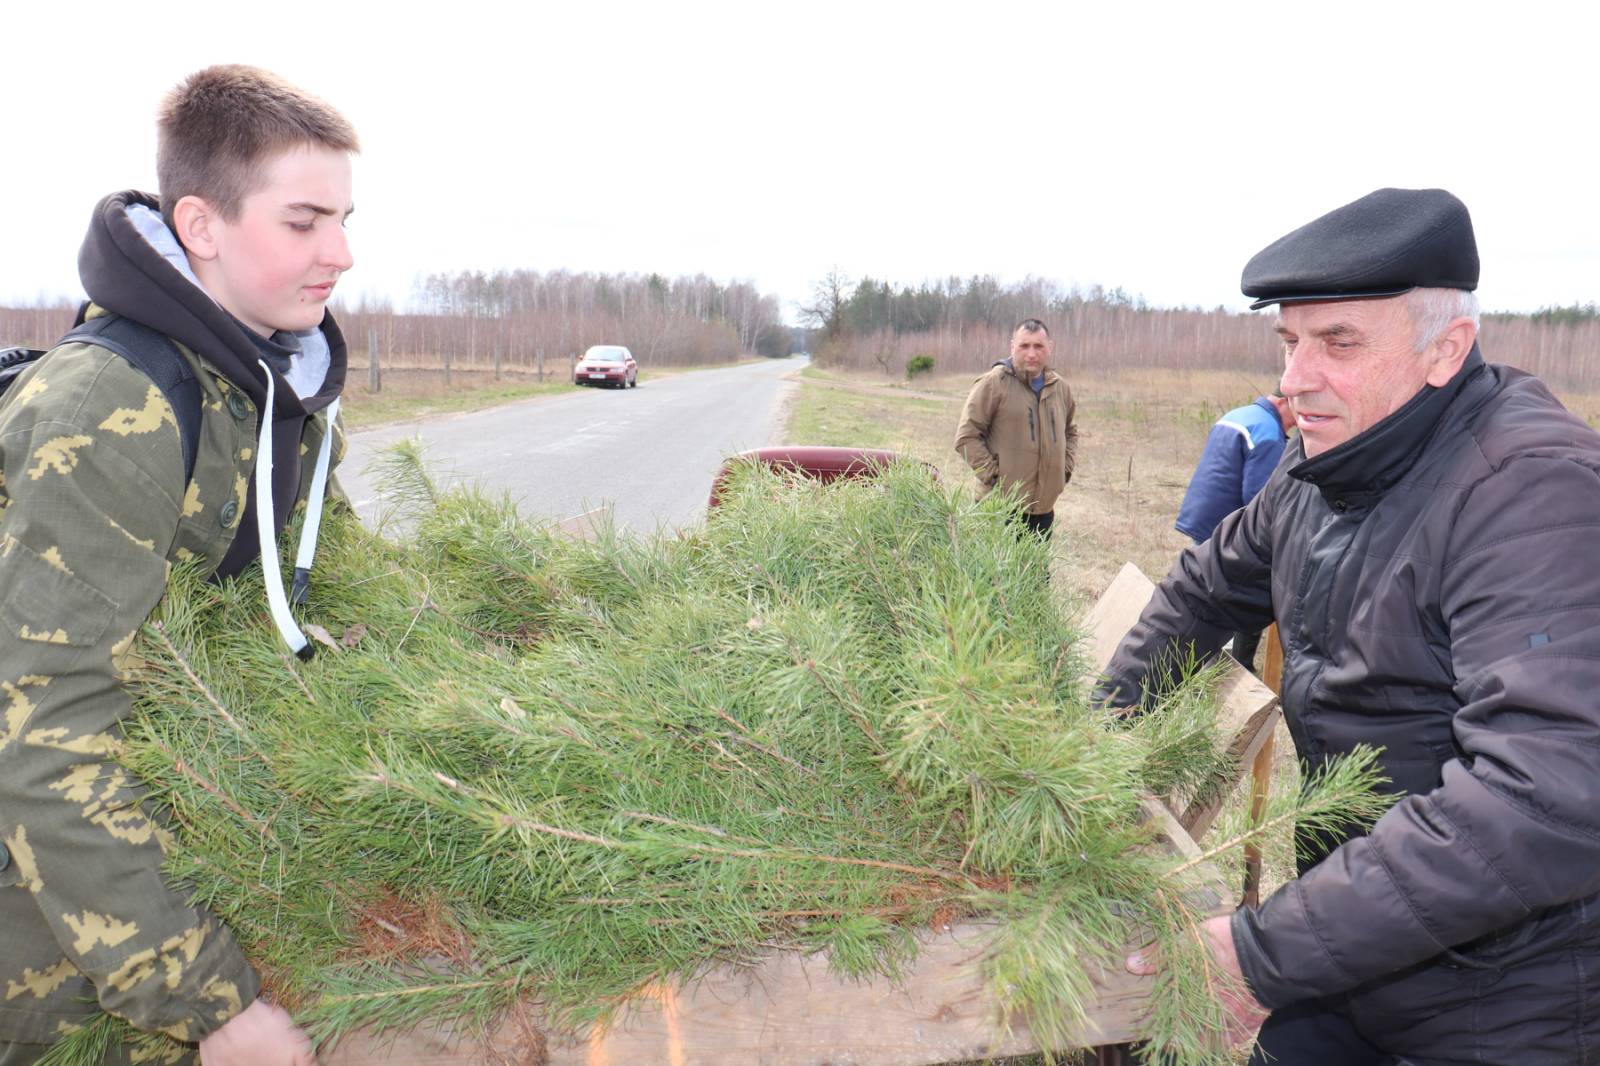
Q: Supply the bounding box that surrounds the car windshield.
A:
[585,347,626,364]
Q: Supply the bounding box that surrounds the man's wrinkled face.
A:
[206,144,355,337]
[1276,297,1436,458]
[1011,328,1052,377]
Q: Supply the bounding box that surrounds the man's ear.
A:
[1424,316,1478,387]
[171,195,221,261]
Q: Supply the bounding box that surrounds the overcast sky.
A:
[5,1,1597,321]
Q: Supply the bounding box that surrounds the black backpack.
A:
[0,314,202,480]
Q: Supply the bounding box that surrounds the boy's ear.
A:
[171,195,221,261]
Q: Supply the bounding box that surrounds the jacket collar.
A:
[78,190,345,416]
[1288,344,1489,508]
[995,357,1060,389]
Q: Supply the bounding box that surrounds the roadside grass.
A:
[341,358,773,430]
[341,375,578,429]
[787,364,1266,603]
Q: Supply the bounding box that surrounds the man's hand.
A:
[199,998,316,1066]
[1125,913,1269,1048]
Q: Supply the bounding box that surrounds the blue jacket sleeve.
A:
[1175,425,1246,543]
[1241,433,1287,504]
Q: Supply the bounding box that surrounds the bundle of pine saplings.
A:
[52,448,1390,1066]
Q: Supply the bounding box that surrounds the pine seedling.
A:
[98,457,1390,1063]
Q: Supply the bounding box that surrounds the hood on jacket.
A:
[993,357,1061,388]
[77,190,346,657]
[78,190,346,414]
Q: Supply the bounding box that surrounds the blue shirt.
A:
[1174,396,1289,543]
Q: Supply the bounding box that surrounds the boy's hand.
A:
[199,998,316,1066]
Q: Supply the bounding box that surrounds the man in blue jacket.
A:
[1174,391,1293,667]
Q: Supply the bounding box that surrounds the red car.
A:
[574,345,638,389]
[707,446,936,509]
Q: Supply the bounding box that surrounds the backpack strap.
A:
[60,316,202,482]
[0,346,48,388]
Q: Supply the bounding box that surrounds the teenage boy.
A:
[0,65,356,1065]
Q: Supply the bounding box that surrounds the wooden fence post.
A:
[493,342,501,380]
[367,328,380,393]
[536,348,544,382]
[444,349,452,392]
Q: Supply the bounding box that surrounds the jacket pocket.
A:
[0,537,114,649]
[1448,900,1582,971]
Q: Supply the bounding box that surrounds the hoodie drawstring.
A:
[255,359,338,660]
[292,396,340,607]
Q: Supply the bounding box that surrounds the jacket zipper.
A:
[1028,408,1036,443]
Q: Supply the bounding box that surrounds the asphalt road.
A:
[340,356,804,534]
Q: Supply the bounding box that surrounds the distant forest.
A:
[0,268,795,372]
[803,271,1600,390]
[4,270,1595,387]
[380,269,794,366]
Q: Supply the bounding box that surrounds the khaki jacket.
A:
[0,328,343,1043]
[954,360,1077,515]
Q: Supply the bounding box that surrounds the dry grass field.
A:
[787,362,1600,604]
[339,366,577,429]
[786,365,1292,604]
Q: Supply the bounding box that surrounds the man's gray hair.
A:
[1407,287,1480,353]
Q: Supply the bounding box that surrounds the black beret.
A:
[1241,188,1479,310]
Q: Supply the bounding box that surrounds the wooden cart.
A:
[324,563,1281,1065]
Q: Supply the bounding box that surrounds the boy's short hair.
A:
[157,65,359,233]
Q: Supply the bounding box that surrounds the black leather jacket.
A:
[1102,348,1600,1062]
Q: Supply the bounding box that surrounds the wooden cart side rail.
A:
[1082,562,1282,840]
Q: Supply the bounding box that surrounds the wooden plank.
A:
[554,926,1153,1065]
[1242,625,1286,907]
[1177,669,1279,840]
[1080,562,1281,840]
[1082,561,1160,676]
[323,920,1168,1066]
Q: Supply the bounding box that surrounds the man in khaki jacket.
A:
[954,319,1078,536]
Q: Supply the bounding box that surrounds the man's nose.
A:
[1279,349,1317,396]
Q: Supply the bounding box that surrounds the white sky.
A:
[5,0,1597,321]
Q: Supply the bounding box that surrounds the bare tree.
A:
[799,268,852,340]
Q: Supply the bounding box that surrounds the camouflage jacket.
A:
[0,319,345,1043]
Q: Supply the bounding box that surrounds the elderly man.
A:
[1105,188,1600,1064]
[954,318,1078,537]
